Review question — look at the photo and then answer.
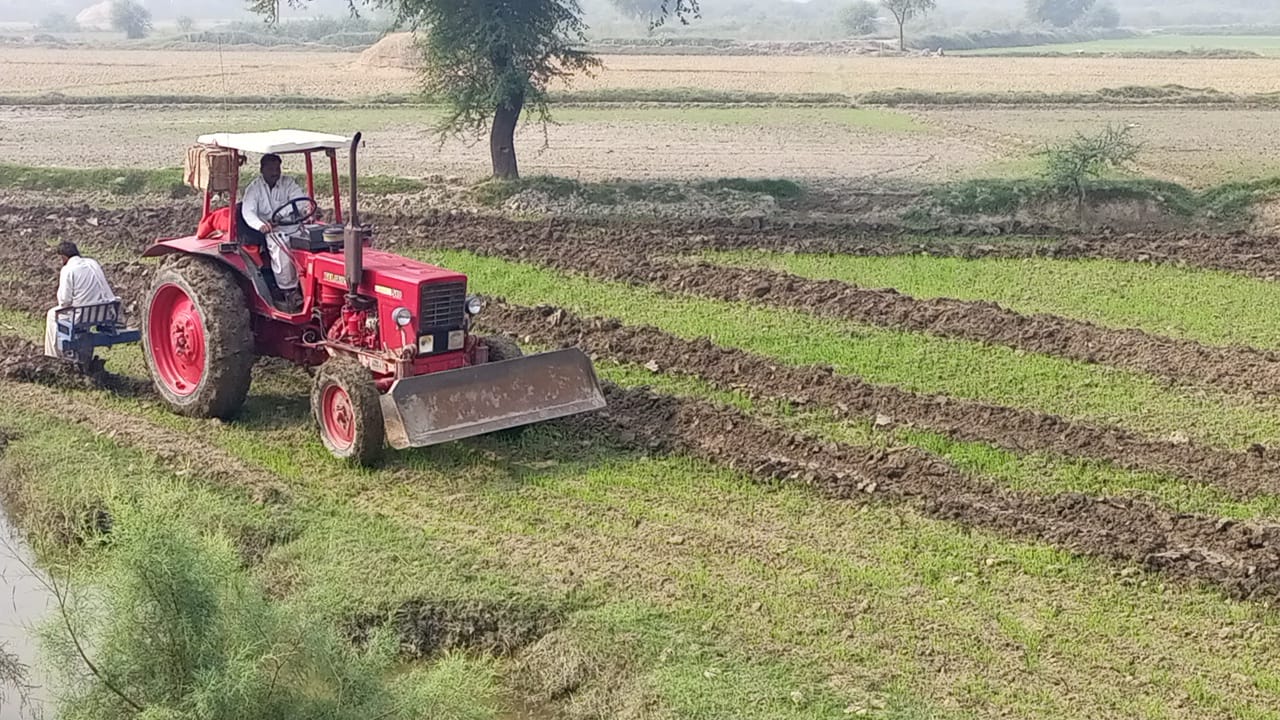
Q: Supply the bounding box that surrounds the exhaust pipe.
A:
[344,131,363,295]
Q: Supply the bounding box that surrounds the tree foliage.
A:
[881,0,936,50]
[1026,0,1096,27]
[109,0,153,39]
[37,12,79,33]
[1041,123,1142,204]
[37,505,492,720]
[1082,1,1120,28]
[250,0,700,178]
[839,1,880,35]
[176,15,196,32]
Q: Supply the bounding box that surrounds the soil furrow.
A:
[393,220,1280,400]
[480,301,1280,501]
[588,383,1280,603]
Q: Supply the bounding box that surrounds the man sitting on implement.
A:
[240,153,320,312]
[44,241,117,358]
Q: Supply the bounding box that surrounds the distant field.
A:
[9,47,1280,97]
[958,34,1280,57]
[919,106,1280,186]
[0,105,985,182]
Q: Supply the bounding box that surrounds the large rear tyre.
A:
[312,357,385,466]
[483,335,530,441]
[143,255,254,419]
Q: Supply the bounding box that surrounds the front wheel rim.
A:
[148,283,205,397]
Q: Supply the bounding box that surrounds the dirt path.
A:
[481,301,1280,502]
[590,382,1280,604]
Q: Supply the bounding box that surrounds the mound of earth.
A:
[355,32,421,70]
[0,335,151,397]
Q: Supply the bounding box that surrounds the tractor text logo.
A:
[375,284,403,299]
[323,271,343,284]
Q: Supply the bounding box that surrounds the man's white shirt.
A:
[57,256,116,308]
[241,175,308,233]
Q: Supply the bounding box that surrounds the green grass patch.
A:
[696,177,804,199]
[0,163,427,197]
[421,249,1280,448]
[703,250,1280,350]
[915,175,1279,221]
[468,175,805,209]
[597,358,1280,520]
[6,389,1280,719]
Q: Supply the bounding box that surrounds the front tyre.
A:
[312,357,385,466]
[143,255,254,419]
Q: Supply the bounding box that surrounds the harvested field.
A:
[0,104,984,182]
[9,47,1280,96]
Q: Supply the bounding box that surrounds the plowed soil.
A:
[590,383,1280,603]
[385,214,1280,399]
[480,301,1280,501]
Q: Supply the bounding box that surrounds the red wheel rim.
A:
[322,384,355,450]
[148,283,206,397]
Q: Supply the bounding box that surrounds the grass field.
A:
[8,38,1280,719]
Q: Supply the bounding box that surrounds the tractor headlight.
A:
[465,295,483,316]
[392,307,413,328]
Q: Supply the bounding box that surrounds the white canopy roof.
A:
[197,129,350,155]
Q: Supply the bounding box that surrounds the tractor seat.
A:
[56,300,124,333]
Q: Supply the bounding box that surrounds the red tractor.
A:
[141,129,605,464]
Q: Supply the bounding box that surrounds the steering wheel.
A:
[270,197,319,227]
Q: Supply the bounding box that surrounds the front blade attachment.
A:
[380,348,607,449]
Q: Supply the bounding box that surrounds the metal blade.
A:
[380,348,606,449]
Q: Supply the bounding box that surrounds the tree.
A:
[839,1,880,35]
[609,0,665,20]
[251,0,700,179]
[1082,1,1120,28]
[881,0,936,51]
[1026,0,1095,27]
[109,0,153,39]
[176,15,195,32]
[37,12,79,32]
[1040,123,1142,205]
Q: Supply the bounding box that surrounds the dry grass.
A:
[8,47,1280,99]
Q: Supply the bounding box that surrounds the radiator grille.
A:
[419,281,466,332]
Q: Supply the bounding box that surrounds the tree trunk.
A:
[490,92,525,180]
[898,19,906,51]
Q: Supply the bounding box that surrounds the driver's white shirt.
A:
[241,174,307,234]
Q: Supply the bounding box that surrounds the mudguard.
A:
[380,348,607,449]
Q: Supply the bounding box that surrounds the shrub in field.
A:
[1040,123,1143,204]
[839,1,881,35]
[109,0,152,40]
[175,16,195,33]
[36,505,492,720]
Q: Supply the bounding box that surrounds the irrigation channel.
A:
[0,504,51,720]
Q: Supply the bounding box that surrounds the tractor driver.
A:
[241,153,321,312]
[44,241,118,358]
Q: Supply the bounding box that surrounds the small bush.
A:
[38,504,495,720]
[175,16,194,33]
[1040,123,1143,203]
